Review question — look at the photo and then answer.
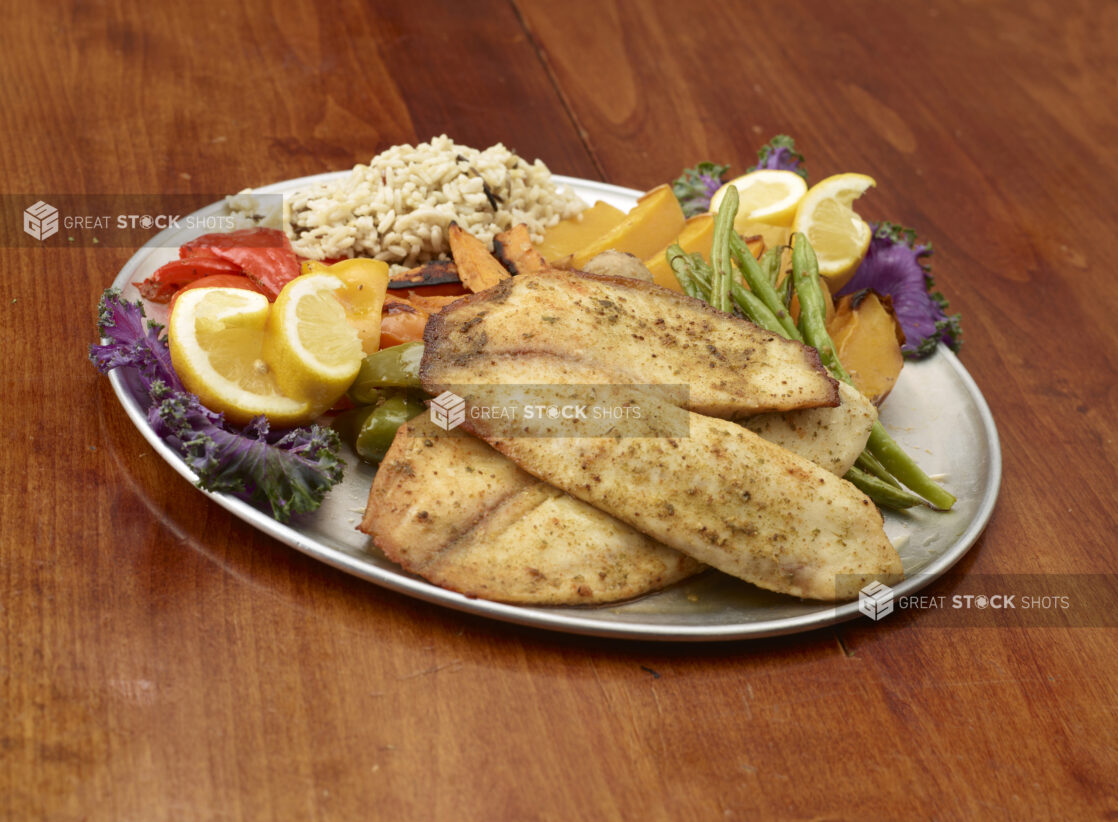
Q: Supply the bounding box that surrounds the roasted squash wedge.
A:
[826,290,906,405]
[570,184,686,270]
[536,201,626,264]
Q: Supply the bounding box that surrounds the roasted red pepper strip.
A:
[179,227,289,255]
[209,245,300,299]
[134,257,244,303]
[179,228,299,299]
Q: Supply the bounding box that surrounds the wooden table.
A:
[4,1,1116,818]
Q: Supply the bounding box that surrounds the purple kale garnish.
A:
[90,289,344,522]
[836,223,962,358]
[90,289,182,392]
[149,383,343,521]
[749,135,808,180]
[672,161,730,217]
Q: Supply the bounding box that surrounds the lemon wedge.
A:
[791,173,876,290]
[168,287,311,427]
[709,169,807,228]
[262,273,364,414]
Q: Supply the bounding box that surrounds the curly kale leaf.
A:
[89,288,182,392]
[149,385,343,521]
[672,162,730,217]
[837,222,962,358]
[749,135,808,180]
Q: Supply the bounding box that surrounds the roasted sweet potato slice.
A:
[448,222,510,293]
[493,223,549,276]
[387,259,460,289]
[404,292,464,313]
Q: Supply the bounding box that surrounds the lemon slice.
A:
[709,170,807,228]
[168,287,311,427]
[791,173,876,290]
[262,272,364,414]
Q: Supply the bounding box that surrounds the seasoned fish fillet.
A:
[359,416,702,605]
[422,267,839,418]
[421,353,902,601]
[422,349,873,474]
[741,381,878,476]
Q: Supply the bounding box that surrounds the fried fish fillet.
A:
[422,267,839,418]
[421,353,902,601]
[741,381,878,476]
[359,415,702,605]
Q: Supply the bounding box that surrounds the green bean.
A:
[666,247,716,303]
[707,275,793,341]
[730,286,788,337]
[683,251,784,333]
[790,234,850,381]
[348,341,424,404]
[855,450,901,488]
[866,424,956,510]
[792,232,956,510]
[760,245,794,308]
[844,466,923,510]
[760,246,782,288]
[719,272,786,335]
[667,244,703,300]
[682,229,955,511]
[729,232,801,342]
[686,239,792,337]
[686,253,715,300]
[677,229,947,511]
[710,185,738,314]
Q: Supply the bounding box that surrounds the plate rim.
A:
[103,171,1002,641]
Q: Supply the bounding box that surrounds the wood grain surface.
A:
[3,0,1116,819]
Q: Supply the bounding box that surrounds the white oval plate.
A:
[106,173,1001,641]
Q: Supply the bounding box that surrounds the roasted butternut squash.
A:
[826,290,906,405]
[570,184,686,270]
[536,201,626,264]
